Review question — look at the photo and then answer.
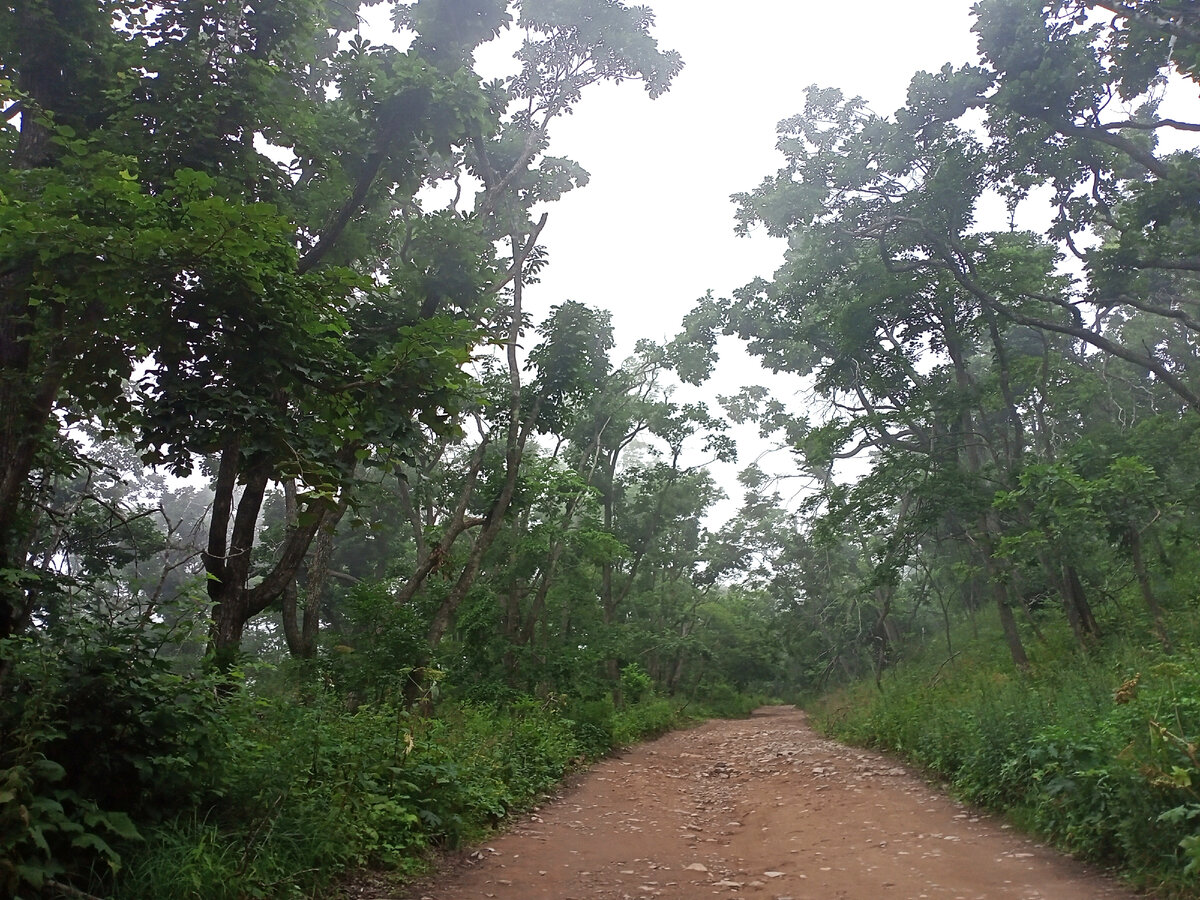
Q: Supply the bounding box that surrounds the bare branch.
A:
[1100,117,1200,133]
[1085,0,1200,47]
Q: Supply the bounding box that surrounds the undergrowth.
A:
[809,608,1200,897]
[1,626,761,899]
[107,689,712,899]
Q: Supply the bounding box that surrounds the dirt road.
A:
[398,706,1138,900]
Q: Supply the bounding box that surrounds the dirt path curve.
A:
[398,706,1138,900]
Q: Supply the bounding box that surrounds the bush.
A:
[693,682,764,718]
[810,621,1200,896]
[3,621,744,898]
[0,622,226,896]
[110,691,592,898]
[566,696,617,755]
[620,663,653,704]
[613,696,678,744]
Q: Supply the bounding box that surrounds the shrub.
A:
[693,682,764,718]
[811,620,1200,896]
[566,696,617,755]
[613,696,678,745]
[620,663,653,704]
[111,691,591,898]
[1,622,226,896]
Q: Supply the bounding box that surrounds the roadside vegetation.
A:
[5,617,758,899]
[811,606,1200,897]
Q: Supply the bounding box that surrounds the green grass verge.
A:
[808,612,1200,897]
[106,687,758,899]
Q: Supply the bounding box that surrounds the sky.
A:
[517,1,980,346]
[508,1,983,514]
[367,1,986,516]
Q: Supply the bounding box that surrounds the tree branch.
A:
[1100,117,1200,133]
[1053,119,1170,178]
[298,146,389,274]
[202,439,239,585]
[1085,0,1200,47]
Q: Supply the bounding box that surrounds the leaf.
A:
[31,760,66,782]
[1156,804,1200,825]
[103,810,142,840]
[71,832,116,858]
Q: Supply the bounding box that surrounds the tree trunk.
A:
[0,293,77,643]
[1037,550,1086,649]
[502,533,525,684]
[281,479,303,657]
[981,516,1029,670]
[283,507,343,659]
[393,437,489,608]
[209,586,253,671]
[1062,562,1100,642]
[422,216,548,650]
[993,583,1029,670]
[203,438,330,668]
[1128,526,1172,652]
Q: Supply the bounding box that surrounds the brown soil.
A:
[389,706,1139,900]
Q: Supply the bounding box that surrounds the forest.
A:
[1,0,1199,897]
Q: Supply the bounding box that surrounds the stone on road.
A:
[399,706,1136,900]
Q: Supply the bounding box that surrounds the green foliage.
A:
[107,691,581,897]
[565,696,618,756]
[0,622,226,895]
[106,684,701,899]
[620,663,653,704]
[812,614,1200,895]
[319,580,432,703]
[612,696,680,745]
[0,751,142,897]
[26,1,1200,898]
[692,683,766,719]
[714,0,1200,692]
[0,0,776,896]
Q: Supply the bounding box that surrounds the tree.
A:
[703,0,1200,670]
[0,0,681,671]
[421,300,617,649]
[0,0,495,648]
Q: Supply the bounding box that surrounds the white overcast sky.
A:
[512,1,981,512]
[517,1,979,356]
[368,1,983,514]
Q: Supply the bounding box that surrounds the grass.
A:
[808,605,1200,897]
[104,686,752,899]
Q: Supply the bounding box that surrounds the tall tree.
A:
[0,0,681,671]
[702,0,1200,669]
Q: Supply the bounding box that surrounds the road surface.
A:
[389,706,1137,900]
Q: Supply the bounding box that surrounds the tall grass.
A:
[810,609,1200,897]
[107,687,703,899]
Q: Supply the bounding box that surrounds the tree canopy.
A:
[4,1,1200,896]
